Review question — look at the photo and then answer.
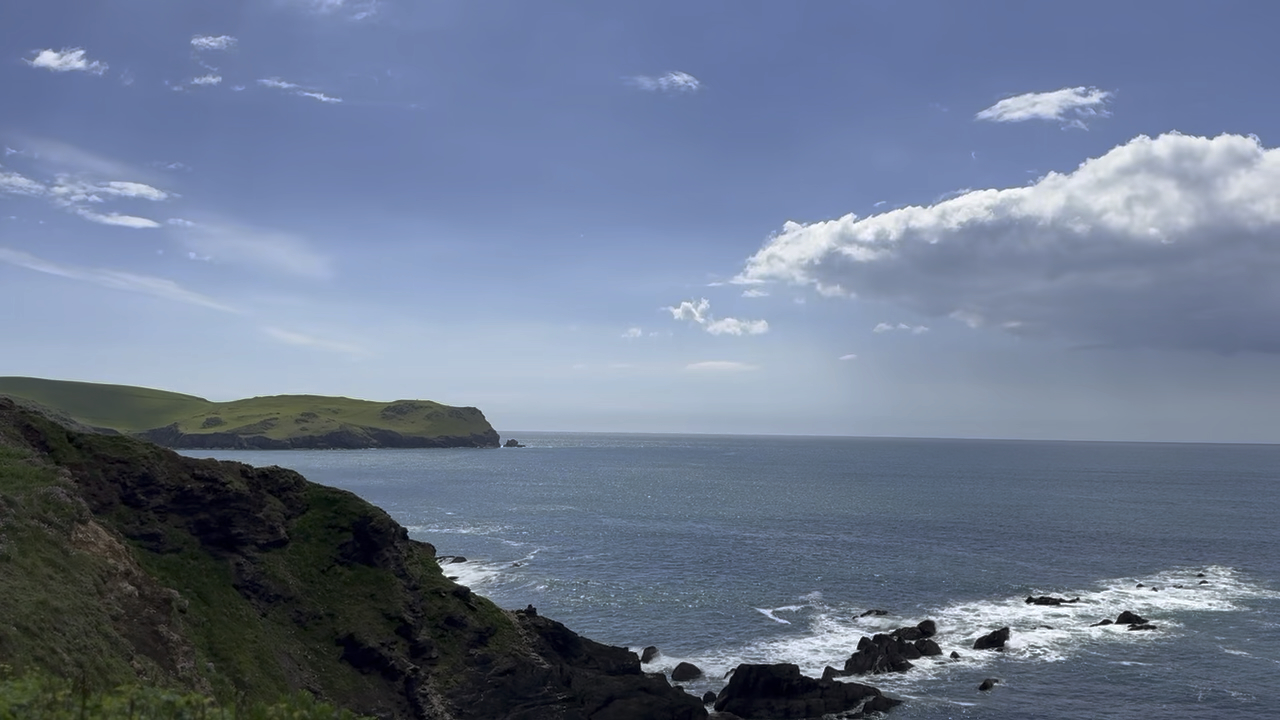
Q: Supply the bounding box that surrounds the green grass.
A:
[0,669,367,719]
[0,377,495,444]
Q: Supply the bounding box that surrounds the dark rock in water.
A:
[1199,580,1210,585]
[973,627,1010,650]
[1151,586,1160,592]
[714,663,901,719]
[641,646,660,663]
[672,661,704,682]
[1037,625,1055,630]
[1196,573,1206,577]
[1135,583,1145,588]
[950,651,962,660]
[830,632,919,677]
[503,439,525,448]
[859,609,889,617]
[916,620,938,638]
[1115,611,1148,625]
[978,678,1000,692]
[1091,619,1114,627]
[915,639,942,656]
[1025,595,1080,606]
[1127,623,1158,631]
[702,691,718,704]
[892,626,923,642]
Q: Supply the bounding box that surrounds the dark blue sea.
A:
[186,434,1280,719]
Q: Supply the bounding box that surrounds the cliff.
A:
[0,398,704,719]
[0,377,500,449]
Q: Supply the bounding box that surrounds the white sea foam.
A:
[683,566,1276,694]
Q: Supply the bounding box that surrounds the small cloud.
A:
[838,354,858,361]
[873,322,929,335]
[975,86,1113,130]
[298,90,342,103]
[187,251,213,262]
[71,208,161,228]
[742,288,769,298]
[24,48,108,75]
[685,361,758,372]
[629,71,701,94]
[665,297,769,336]
[621,327,644,339]
[258,77,301,90]
[873,200,887,208]
[0,170,48,198]
[191,35,237,52]
[290,0,380,19]
[167,218,196,227]
[189,74,222,86]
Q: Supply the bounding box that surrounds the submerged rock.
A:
[1025,595,1080,606]
[978,678,1000,691]
[1116,611,1148,626]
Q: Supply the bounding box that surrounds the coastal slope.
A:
[0,397,704,719]
[0,377,500,449]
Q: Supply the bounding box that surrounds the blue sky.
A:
[3,0,1280,441]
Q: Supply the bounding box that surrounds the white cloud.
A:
[630,71,701,94]
[298,90,342,103]
[24,48,108,75]
[289,0,379,18]
[262,326,367,356]
[742,288,769,298]
[0,170,47,197]
[189,74,223,86]
[705,317,769,336]
[622,327,644,338]
[258,77,301,90]
[839,354,858,361]
[0,247,235,312]
[71,208,161,228]
[167,218,196,227]
[666,298,768,336]
[50,178,169,203]
[737,132,1280,354]
[191,35,237,51]
[873,322,929,335]
[975,86,1112,129]
[168,221,332,278]
[685,361,758,372]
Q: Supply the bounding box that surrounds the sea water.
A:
[186,434,1280,719]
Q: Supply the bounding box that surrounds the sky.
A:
[3,0,1280,442]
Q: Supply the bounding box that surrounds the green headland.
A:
[0,377,500,449]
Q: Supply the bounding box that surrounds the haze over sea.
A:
[188,433,1280,719]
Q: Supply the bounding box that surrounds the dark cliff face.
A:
[0,399,704,720]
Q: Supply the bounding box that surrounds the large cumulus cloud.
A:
[736,133,1280,353]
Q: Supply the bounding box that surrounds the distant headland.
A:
[0,376,500,449]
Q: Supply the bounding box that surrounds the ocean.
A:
[185,433,1280,719]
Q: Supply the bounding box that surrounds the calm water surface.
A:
[188,434,1280,719]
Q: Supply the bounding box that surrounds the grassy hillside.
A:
[0,398,706,719]
[0,377,499,448]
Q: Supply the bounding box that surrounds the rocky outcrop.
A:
[714,664,901,719]
[672,662,704,682]
[824,620,941,679]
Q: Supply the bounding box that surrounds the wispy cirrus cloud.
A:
[737,132,1280,355]
[0,247,235,312]
[262,326,368,356]
[286,0,379,20]
[166,220,333,278]
[24,48,108,75]
[191,35,237,52]
[666,298,768,336]
[685,361,758,372]
[257,77,343,104]
[975,86,1112,129]
[629,71,701,94]
[0,164,167,229]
